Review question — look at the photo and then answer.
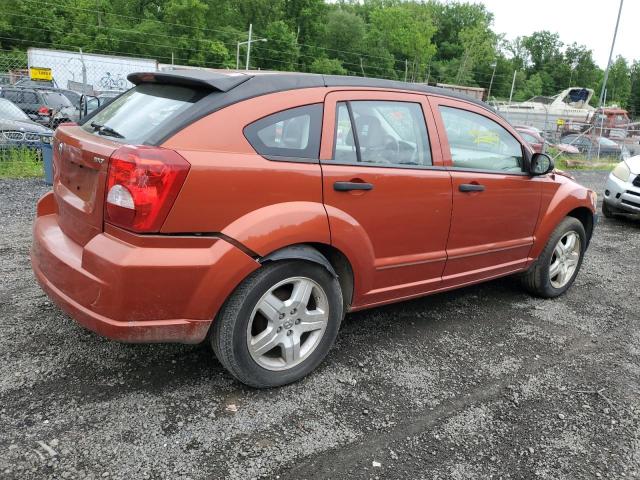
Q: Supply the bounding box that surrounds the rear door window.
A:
[81,83,206,144]
[244,104,323,159]
[333,100,432,167]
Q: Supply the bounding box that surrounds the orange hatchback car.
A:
[31,71,597,387]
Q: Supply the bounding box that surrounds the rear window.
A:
[81,83,205,144]
[42,92,72,108]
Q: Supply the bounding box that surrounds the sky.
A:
[471,0,636,67]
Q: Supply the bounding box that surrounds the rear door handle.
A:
[459,183,485,192]
[334,181,374,192]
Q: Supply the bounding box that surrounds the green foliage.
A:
[1,0,634,113]
[308,57,347,75]
[0,148,43,178]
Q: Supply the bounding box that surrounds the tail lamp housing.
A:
[105,145,190,233]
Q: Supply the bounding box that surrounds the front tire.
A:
[521,217,586,298]
[602,201,617,218]
[211,260,343,388]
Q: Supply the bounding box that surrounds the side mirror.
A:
[530,152,554,175]
[79,95,100,119]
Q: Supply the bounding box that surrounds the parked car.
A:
[31,71,597,388]
[0,97,53,148]
[78,91,121,120]
[602,156,640,217]
[560,133,629,159]
[516,126,544,153]
[0,86,77,128]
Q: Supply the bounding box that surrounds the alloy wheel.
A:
[549,231,581,289]
[246,277,329,371]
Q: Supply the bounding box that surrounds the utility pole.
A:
[79,48,87,87]
[360,58,366,77]
[236,25,267,71]
[487,61,497,99]
[245,23,253,71]
[404,59,408,82]
[509,70,517,104]
[599,0,624,107]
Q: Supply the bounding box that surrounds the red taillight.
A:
[105,145,190,233]
[38,106,51,115]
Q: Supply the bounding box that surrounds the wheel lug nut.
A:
[277,327,282,333]
[295,318,301,325]
[290,308,297,314]
[287,330,293,336]
[279,313,285,319]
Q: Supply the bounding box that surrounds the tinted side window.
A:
[333,100,432,167]
[440,106,523,173]
[2,90,21,103]
[244,104,323,159]
[22,92,38,103]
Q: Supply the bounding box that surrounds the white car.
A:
[603,156,640,217]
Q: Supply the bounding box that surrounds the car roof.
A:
[128,70,491,110]
[120,70,497,146]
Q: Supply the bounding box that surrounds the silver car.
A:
[603,156,640,217]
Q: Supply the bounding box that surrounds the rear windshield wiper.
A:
[90,122,124,139]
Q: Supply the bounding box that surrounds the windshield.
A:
[520,132,538,143]
[598,137,617,146]
[42,92,73,108]
[81,83,204,144]
[0,98,30,121]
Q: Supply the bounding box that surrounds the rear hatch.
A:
[52,80,217,246]
[53,127,118,246]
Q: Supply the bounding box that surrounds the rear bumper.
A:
[31,192,260,343]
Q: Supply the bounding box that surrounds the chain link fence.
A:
[1,46,639,178]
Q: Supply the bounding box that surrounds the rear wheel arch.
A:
[260,243,354,311]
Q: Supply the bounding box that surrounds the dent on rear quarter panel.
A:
[529,174,595,259]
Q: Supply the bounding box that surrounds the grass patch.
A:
[0,147,44,178]
[548,147,618,171]
[554,156,618,171]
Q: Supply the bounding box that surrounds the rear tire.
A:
[521,217,586,298]
[211,260,343,388]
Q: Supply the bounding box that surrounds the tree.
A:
[309,57,347,75]
[602,56,631,108]
[368,4,436,79]
[321,10,366,74]
[252,21,299,71]
[629,60,640,117]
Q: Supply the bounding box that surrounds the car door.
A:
[320,90,452,308]
[428,96,542,286]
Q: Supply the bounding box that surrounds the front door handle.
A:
[459,183,485,192]
[334,181,374,192]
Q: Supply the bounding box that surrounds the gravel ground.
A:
[1,171,639,480]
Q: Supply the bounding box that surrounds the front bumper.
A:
[31,192,260,343]
[604,172,640,214]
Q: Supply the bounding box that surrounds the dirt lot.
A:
[1,171,639,480]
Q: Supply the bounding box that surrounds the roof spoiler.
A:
[127,71,251,92]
